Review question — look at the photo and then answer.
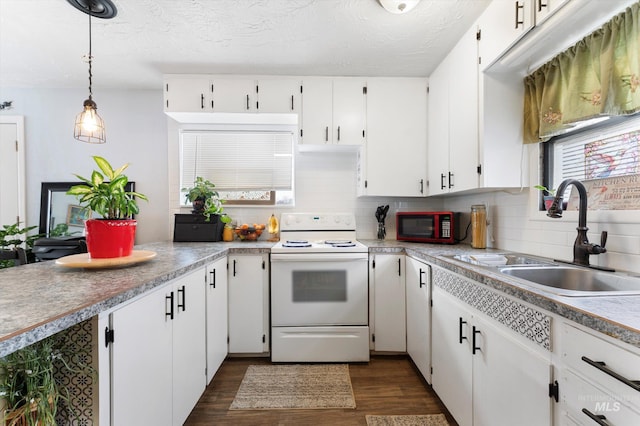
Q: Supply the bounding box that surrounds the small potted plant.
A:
[534,185,558,210]
[0,331,92,426]
[182,177,218,214]
[67,156,148,259]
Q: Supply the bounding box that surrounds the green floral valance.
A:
[524,1,640,144]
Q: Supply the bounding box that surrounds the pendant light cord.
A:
[87,11,93,102]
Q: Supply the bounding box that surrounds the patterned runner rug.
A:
[229,364,356,410]
[366,414,450,426]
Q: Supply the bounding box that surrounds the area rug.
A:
[365,414,450,426]
[229,364,356,410]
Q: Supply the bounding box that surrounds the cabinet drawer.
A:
[561,368,640,426]
[562,323,640,408]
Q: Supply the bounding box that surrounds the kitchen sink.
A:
[498,266,640,297]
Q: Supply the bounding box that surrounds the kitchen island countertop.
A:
[2,239,639,357]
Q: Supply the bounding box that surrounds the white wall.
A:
[0,88,168,244]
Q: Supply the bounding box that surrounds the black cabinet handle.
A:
[200,93,204,109]
[537,0,547,12]
[472,326,481,354]
[166,292,174,320]
[440,173,446,190]
[291,95,294,111]
[581,408,609,425]
[582,356,640,392]
[420,179,424,194]
[325,126,329,142]
[448,172,454,188]
[233,259,237,277]
[337,126,341,142]
[459,317,468,344]
[397,258,401,276]
[209,269,216,288]
[177,285,186,311]
[246,94,250,110]
[515,1,524,29]
[418,268,426,288]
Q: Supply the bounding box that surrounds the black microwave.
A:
[396,211,461,244]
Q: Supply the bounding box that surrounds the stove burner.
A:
[282,241,312,248]
[324,240,353,245]
[330,243,357,247]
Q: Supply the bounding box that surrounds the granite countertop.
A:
[0,240,274,357]
[364,239,640,349]
[2,239,639,357]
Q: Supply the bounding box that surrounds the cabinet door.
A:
[431,286,472,426]
[164,77,212,112]
[478,0,534,70]
[301,78,333,145]
[427,60,450,195]
[365,78,427,196]
[212,78,257,112]
[448,25,479,193]
[472,314,552,426]
[172,269,207,426]
[333,78,366,146]
[258,79,301,113]
[206,257,228,384]
[228,254,268,353]
[371,254,406,352]
[405,257,431,383]
[111,285,173,426]
[534,0,569,26]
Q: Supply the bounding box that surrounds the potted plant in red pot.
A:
[67,156,147,258]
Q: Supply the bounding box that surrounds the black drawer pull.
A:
[177,285,186,311]
[165,292,174,320]
[459,317,467,344]
[582,356,640,392]
[209,269,216,288]
[514,1,524,29]
[418,268,425,288]
[581,408,609,425]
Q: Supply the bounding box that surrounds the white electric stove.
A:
[270,213,370,362]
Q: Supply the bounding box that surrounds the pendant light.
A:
[69,0,117,144]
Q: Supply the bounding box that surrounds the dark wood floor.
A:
[185,355,458,425]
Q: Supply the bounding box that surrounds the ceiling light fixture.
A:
[378,0,421,14]
[68,0,117,144]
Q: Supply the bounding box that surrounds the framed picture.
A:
[66,205,90,227]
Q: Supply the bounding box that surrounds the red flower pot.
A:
[85,219,137,259]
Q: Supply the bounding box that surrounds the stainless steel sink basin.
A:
[498,266,640,297]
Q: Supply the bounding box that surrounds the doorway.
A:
[0,116,26,226]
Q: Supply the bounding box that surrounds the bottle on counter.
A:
[470,204,487,249]
[267,214,279,242]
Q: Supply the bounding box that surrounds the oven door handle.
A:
[271,253,368,262]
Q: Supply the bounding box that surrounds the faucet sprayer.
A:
[546,179,609,268]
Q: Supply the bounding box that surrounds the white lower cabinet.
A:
[431,275,552,426]
[370,254,406,352]
[560,322,640,425]
[405,256,432,383]
[228,253,270,354]
[110,267,206,426]
[206,256,228,383]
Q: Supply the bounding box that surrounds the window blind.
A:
[181,131,294,192]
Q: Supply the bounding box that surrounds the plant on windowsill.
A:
[534,185,562,210]
[67,156,148,259]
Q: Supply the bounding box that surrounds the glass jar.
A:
[470,204,487,249]
[222,225,234,242]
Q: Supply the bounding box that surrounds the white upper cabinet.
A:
[477,0,534,70]
[164,76,212,112]
[427,25,480,195]
[301,77,366,146]
[362,78,428,197]
[211,78,257,112]
[533,0,570,25]
[257,79,302,113]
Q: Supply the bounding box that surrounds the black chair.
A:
[0,247,28,266]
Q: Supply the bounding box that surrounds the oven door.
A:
[270,253,368,326]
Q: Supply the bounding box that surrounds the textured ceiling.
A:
[0,0,490,90]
